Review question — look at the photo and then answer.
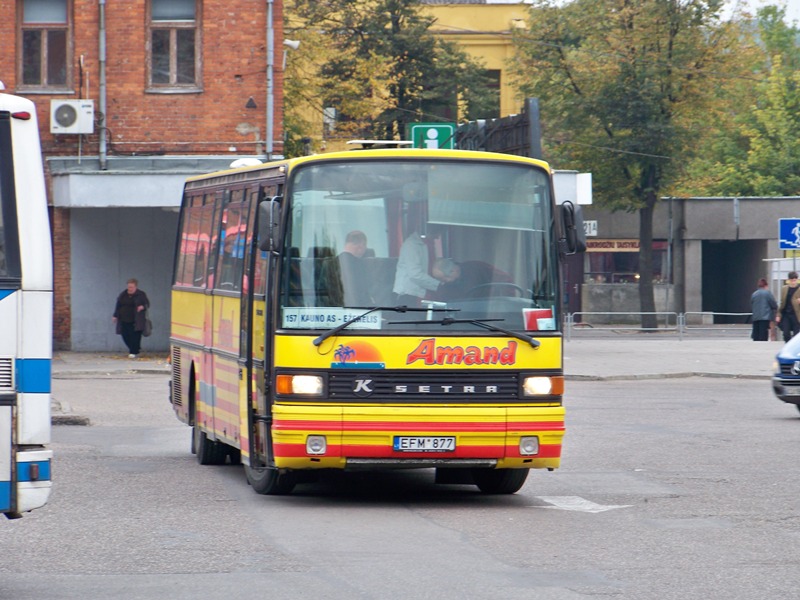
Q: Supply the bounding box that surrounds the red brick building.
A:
[1,0,285,350]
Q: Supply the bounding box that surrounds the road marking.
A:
[535,496,632,513]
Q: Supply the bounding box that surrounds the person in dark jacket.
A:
[321,230,374,307]
[776,271,800,342]
[751,278,777,342]
[112,278,150,358]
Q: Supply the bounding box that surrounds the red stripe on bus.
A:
[272,443,561,459]
[272,419,563,433]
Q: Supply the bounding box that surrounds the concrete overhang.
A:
[47,155,263,208]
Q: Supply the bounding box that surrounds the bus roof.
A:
[184,148,551,185]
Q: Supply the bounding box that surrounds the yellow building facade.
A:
[286,0,531,153]
[420,0,530,119]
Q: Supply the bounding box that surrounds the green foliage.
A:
[682,6,800,196]
[510,0,737,320]
[512,0,734,209]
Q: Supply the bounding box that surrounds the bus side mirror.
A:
[258,197,282,252]
[559,201,587,255]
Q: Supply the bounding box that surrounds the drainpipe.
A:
[98,0,108,170]
[266,0,274,160]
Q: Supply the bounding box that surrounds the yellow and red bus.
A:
[169,148,584,495]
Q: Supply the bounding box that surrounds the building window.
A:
[18,0,71,90]
[467,69,500,121]
[148,0,201,91]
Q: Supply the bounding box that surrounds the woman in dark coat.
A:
[112,278,150,358]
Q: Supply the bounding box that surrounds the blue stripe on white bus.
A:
[16,359,52,394]
[0,290,12,301]
[17,460,51,482]
[0,482,9,511]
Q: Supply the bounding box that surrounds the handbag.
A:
[143,316,153,337]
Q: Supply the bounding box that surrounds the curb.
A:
[50,371,768,426]
[54,369,170,379]
[52,414,91,426]
[566,372,771,382]
[51,400,91,426]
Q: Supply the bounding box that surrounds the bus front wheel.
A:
[245,465,297,495]
[472,468,529,494]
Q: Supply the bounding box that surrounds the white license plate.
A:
[393,436,456,452]
[785,387,800,396]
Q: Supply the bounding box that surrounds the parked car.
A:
[772,334,800,414]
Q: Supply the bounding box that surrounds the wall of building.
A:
[423,1,529,118]
[577,197,800,324]
[0,1,285,350]
[69,208,178,351]
[291,1,530,152]
[580,284,675,324]
[10,1,281,159]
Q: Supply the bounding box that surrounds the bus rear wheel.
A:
[245,465,297,495]
[193,425,228,465]
[472,468,529,494]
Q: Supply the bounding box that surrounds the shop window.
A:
[584,240,669,283]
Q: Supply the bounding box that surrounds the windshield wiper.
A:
[312,305,451,347]
[390,317,541,349]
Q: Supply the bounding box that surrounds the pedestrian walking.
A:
[776,271,800,342]
[751,278,777,342]
[112,278,150,358]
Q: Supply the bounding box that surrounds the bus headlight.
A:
[519,436,539,456]
[523,376,551,395]
[277,374,324,395]
[522,375,564,396]
[306,435,327,455]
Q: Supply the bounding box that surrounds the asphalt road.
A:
[2,372,799,599]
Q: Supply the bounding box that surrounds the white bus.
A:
[0,83,53,518]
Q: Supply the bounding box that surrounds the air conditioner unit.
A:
[50,99,95,134]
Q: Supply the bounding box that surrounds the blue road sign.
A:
[779,218,800,250]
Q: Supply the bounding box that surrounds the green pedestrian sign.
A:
[408,123,456,150]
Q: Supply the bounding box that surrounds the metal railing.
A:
[565,311,752,341]
[679,312,751,339]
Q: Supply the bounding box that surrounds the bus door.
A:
[236,184,260,458]
[196,191,221,437]
[247,180,282,467]
[210,188,251,446]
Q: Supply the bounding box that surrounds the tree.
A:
[284,0,496,152]
[682,6,800,196]
[510,0,741,327]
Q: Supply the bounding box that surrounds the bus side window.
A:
[216,206,242,290]
[215,191,251,292]
[195,200,216,288]
[175,196,204,287]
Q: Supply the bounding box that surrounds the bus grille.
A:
[326,371,523,403]
[0,358,12,393]
[171,347,182,407]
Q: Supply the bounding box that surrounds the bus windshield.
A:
[278,158,558,334]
